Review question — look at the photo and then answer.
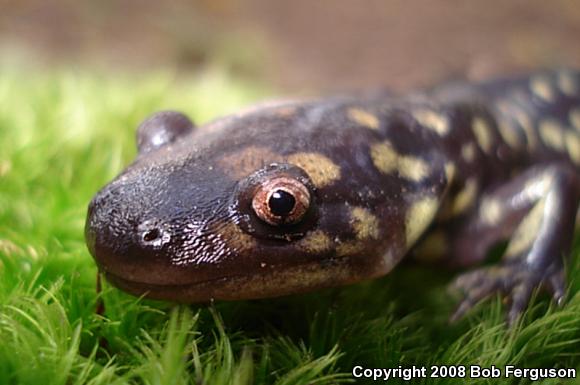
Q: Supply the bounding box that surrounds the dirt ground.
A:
[1,0,579,93]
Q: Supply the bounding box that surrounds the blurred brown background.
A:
[1,0,579,93]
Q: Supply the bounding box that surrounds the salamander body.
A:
[86,70,580,323]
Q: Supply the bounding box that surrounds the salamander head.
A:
[85,106,411,302]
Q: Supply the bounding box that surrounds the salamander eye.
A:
[252,177,310,226]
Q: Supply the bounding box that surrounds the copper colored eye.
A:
[252,177,310,225]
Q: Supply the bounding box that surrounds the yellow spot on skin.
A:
[538,119,565,150]
[287,152,341,188]
[217,222,257,253]
[398,157,430,182]
[219,146,281,179]
[413,109,450,136]
[451,178,478,216]
[570,109,580,132]
[414,230,447,262]
[445,162,456,183]
[530,76,555,102]
[514,109,537,150]
[461,142,477,163]
[479,197,502,225]
[405,197,439,247]
[335,241,364,257]
[505,198,546,258]
[472,117,493,153]
[557,71,578,96]
[370,141,397,174]
[497,120,522,148]
[351,207,380,240]
[347,108,380,130]
[370,141,430,181]
[299,230,332,253]
[565,131,580,165]
[496,101,526,148]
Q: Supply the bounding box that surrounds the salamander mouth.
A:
[101,255,368,302]
[103,270,247,302]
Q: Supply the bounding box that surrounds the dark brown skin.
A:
[86,69,580,324]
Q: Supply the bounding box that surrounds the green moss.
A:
[0,67,578,385]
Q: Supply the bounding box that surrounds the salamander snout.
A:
[85,188,158,265]
[83,162,245,299]
[84,177,184,285]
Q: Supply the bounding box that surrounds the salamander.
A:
[85,69,580,324]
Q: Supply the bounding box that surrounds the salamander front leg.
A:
[450,163,579,325]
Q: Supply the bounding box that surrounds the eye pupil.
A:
[268,189,296,216]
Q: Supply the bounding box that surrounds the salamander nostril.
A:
[138,220,171,248]
[142,228,161,242]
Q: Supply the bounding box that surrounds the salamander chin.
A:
[102,255,374,302]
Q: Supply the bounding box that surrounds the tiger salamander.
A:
[85,70,580,323]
